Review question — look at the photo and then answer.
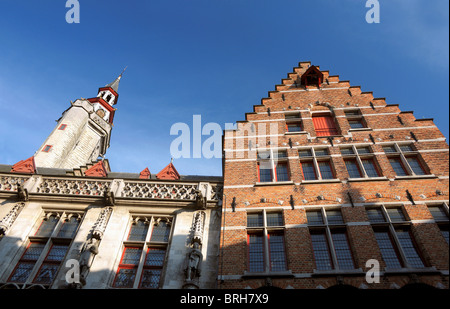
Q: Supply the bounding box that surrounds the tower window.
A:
[42,145,52,152]
[58,124,67,130]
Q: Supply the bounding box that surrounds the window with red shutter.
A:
[312,114,339,136]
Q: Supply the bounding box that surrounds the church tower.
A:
[33,73,123,170]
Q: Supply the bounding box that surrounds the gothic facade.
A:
[0,61,448,290]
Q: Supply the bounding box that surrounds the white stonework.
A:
[34,99,112,170]
[0,173,222,289]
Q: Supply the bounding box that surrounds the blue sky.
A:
[0,0,448,177]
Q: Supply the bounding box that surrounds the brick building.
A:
[0,61,448,290]
[219,61,449,289]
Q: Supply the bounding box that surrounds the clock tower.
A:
[33,72,123,170]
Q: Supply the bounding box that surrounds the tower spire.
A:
[105,67,127,93]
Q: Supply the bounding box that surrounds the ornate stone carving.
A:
[0,203,25,235]
[17,183,28,201]
[92,207,113,240]
[37,178,110,196]
[195,189,206,209]
[70,207,112,288]
[183,211,206,289]
[122,181,197,200]
[0,176,29,192]
[209,184,223,202]
[103,189,115,206]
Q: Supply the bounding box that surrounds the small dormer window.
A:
[301,66,324,88]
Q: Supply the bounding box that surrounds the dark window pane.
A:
[259,167,272,182]
[307,211,324,225]
[267,213,283,227]
[33,264,60,285]
[113,268,137,288]
[366,209,385,223]
[327,210,344,225]
[399,145,414,152]
[35,215,58,237]
[345,160,362,178]
[314,149,329,156]
[269,233,286,271]
[395,229,425,268]
[341,147,355,155]
[247,213,263,227]
[248,234,264,272]
[310,233,333,270]
[331,232,354,270]
[139,269,162,289]
[9,263,34,283]
[275,163,289,182]
[406,157,426,175]
[356,147,371,154]
[386,208,406,222]
[22,243,46,260]
[361,159,379,177]
[318,161,334,179]
[429,206,448,221]
[57,217,79,238]
[374,231,402,269]
[299,149,312,157]
[349,120,364,129]
[144,248,166,267]
[287,123,302,132]
[383,146,397,153]
[121,248,142,265]
[128,220,149,241]
[45,245,68,262]
[301,162,317,180]
[389,158,408,176]
[150,221,171,242]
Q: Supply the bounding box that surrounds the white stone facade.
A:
[0,172,222,289]
[33,99,112,170]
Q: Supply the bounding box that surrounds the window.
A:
[247,210,287,273]
[8,212,81,286]
[257,150,290,183]
[286,122,302,133]
[383,143,428,177]
[299,147,336,181]
[113,217,172,289]
[42,145,52,152]
[345,109,367,129]
[341,145,381,179]
[366,205,426,269]
[58,124,67,130]
[428,203,449,244]
[307,209,355,271]
[312,114,339,136]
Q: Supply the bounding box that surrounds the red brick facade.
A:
[219,61,449,289]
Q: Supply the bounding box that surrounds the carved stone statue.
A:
[195,189,206,209]
[104,189,115,206]
[17,183,28,202]
[185,242,203,282]
[79,237,99,285]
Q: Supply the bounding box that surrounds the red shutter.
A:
[312,115,338,136]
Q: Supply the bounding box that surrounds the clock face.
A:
[96,108,106,118]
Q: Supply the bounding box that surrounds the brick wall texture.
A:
[219,61,449,289]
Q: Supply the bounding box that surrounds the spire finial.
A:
[119,66,128,78]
